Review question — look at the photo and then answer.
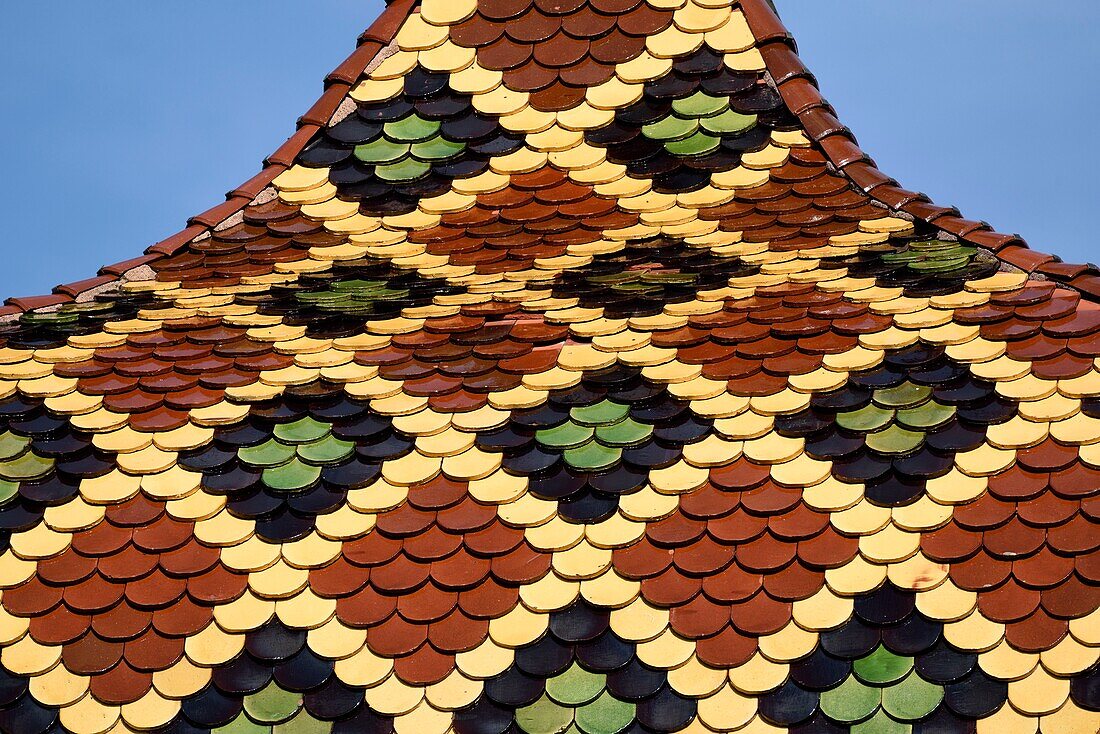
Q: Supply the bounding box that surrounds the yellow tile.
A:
[741,433,804,464]
[276,590,337,630]
[364,674,425,716]
[152,658,210,700]
[696,683,757,730]
[887,552,949,592]
[193,509,253,547]
[525,516,585,552]
[955,442,1016,477]
[986,416,1049,449]
[334,644,393,688]
[454,639,513,681]
[586,77,644,110]
[1041,634,1100,677]
[44,497,105,533]
[58,694,120,734]
[925,469,987,505]
[315,504,376,541]
[1,634,61,676]
[683,434,743,468]
[619,485,679,522]
[140,465,201,502]
[488,604,549,649]
[120,689,179,731]
[1018,393,1078,423]
[915,579,977,623]
[116,444,176,475]
[1008,666,1070,715]
[713,410,772,439]
[519,573,579,613]
[636,627,694,669]
[394,700,452,734]
[771,453,832,488]
[9,522,70,560]
[579,568,640,609]
[615,51,673,83]
[728,652,789,695]
[980,640,1039,682]
[648,460,708,494]
[802,476,863,512]
[668,655,727,698]
[1040,702,1100,734]
[646,23,705,58]
[891,497,952,532]
[750,389,809,416]
[166,489,223,523]
[759,620,817,662]
[825,554,887,597]
[967,272,1028,293]
[81,470,143,505]
[943,611,1005,653]
[977,703,1039,734]
[249,559,309,601]
[704,11,754,52]
[425,670,482,712]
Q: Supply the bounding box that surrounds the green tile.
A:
[0,432,29,462]
[274,417,331,444]
[873,382,932,409]
[664,131,721,157]
[262,458,323,492]
[564,442,622,472]
[214,713,269,734]
[701,109,758,135]
[0,480,18,506]
[864,425,924,455]
[575,691,635,734]
[880,672,942,721]
[854,646,913,686]
[836,404,894,432]
[273,709,332,734]
[896,401,955,430]
[819,676,880,724]
[517,693,574,734]
[546,664,605,707]
[570,401,630,427]
[851,710,910,734]
[595,418,652,448]
[383,115,441,143]
[354,138,410,165]
[411,136,467,161]
[330,279,388,293]
[910,260,970,275]
[639,271,696,285]
[0,451,53,481]
[671,91,728,118]
[642,115,699,142]
[297,435,355,465]
[244,683,302,724]
[375,157,432,182]
[538,422,596,450]
[239,439,298,468]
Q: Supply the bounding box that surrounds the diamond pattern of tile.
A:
[0,0,1095,732]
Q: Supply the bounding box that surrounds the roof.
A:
[0,1,1095,732]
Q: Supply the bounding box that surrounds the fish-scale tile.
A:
[0,0,1097,731]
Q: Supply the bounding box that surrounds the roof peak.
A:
[3,0,1097,324]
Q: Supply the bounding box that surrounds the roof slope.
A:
[0,1,1095,732]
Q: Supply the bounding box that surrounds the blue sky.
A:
[0,1,1096,299]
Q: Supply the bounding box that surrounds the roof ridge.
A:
[0,0,418,318]
[740,0,1100,300]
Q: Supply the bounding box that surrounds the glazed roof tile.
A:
[0,1,1097,732]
